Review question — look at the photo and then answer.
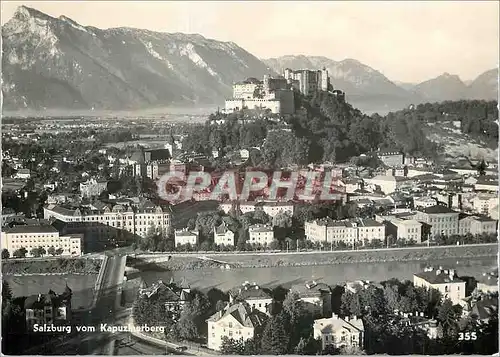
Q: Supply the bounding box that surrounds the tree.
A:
[437,299,460,337]
[12,247,27,258]
[55,248,64,255]
[47,246,56,256]
[261,312,290,355]
[1,249,10,259]
[220,336,244,354]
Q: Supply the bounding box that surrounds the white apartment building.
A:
[413,267,466,305]
[206,302,268,351]
[384,218,422,243]
[248,224,274,246]
[313,313,365,351]
[458,215,497,236]
[43,199,171,243]
[228,282,273,315]
[79,178,108,198]
[1,225,82,257]
[366,175,411,195]
[174,229,199,247]
[256,201,294,218]
[413,196,438,209]
[472,193,499,218]
[413,205,459,238]
[305,218,385,245]
[213,221,235,246]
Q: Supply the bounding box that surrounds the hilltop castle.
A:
[224,67,331,115]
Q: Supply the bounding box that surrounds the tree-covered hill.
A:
[182,93,497,167]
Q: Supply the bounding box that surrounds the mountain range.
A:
[2,6,498,113]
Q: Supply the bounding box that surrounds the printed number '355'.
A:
[458,332,477,341]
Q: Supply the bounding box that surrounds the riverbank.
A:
[134,244,498,271]
[2,257,103,275]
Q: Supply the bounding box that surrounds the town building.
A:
[366,175,411,195]
[43,198,171,248]
[1,225,82,257]
[413,205,459,238]
[228,282,273,315]
[248,224,274,246]
[213,221,235,246]
[458,215,497,236]
[174,229,199,247]
[413,267,466,305]
[474,176,499,193]
[206,302,268,351]
[376,149,404,167]
[389,311,438,339]
[345,280,380,294]
[413,196,438,209]
[24,286,72,331]
[289,281,332,317]
[476,271,498,294]
[382,218,422,243]
[305,218,385,245]
[313,313,365,351]
[255,201,294,218]
[138,279,191,319]
[472,193,499,218]
[79,178,108,198]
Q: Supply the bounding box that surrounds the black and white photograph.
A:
[1,1,499,355]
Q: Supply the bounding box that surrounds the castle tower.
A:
[321,67,329,91]
[263,74,271,95]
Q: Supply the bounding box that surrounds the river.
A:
[137,256,497,292]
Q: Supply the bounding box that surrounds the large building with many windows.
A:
[1,224,82,257]
[248,224,274,246]
[413,205,459,238]
[305,218,385,246]
[43,198,171,250]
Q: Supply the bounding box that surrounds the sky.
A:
[1,1,499,83]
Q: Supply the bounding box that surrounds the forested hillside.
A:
[182,93,498,167]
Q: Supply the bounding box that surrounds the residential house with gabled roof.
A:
[313,313,365,351]
[228,281,273,315]
[206,301,268,351]
[213,221,235,246]
[138,278,191,319]
[290,280,332,317]
[413,266,466,305]
[24,286,72,331]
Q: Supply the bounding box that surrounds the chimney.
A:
[38,293,42,301]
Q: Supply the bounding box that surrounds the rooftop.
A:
[314,313,364,334]
[206,301,268,328]
[420,205,457,215]
[414,267,464,284]
[4,224,58,234]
